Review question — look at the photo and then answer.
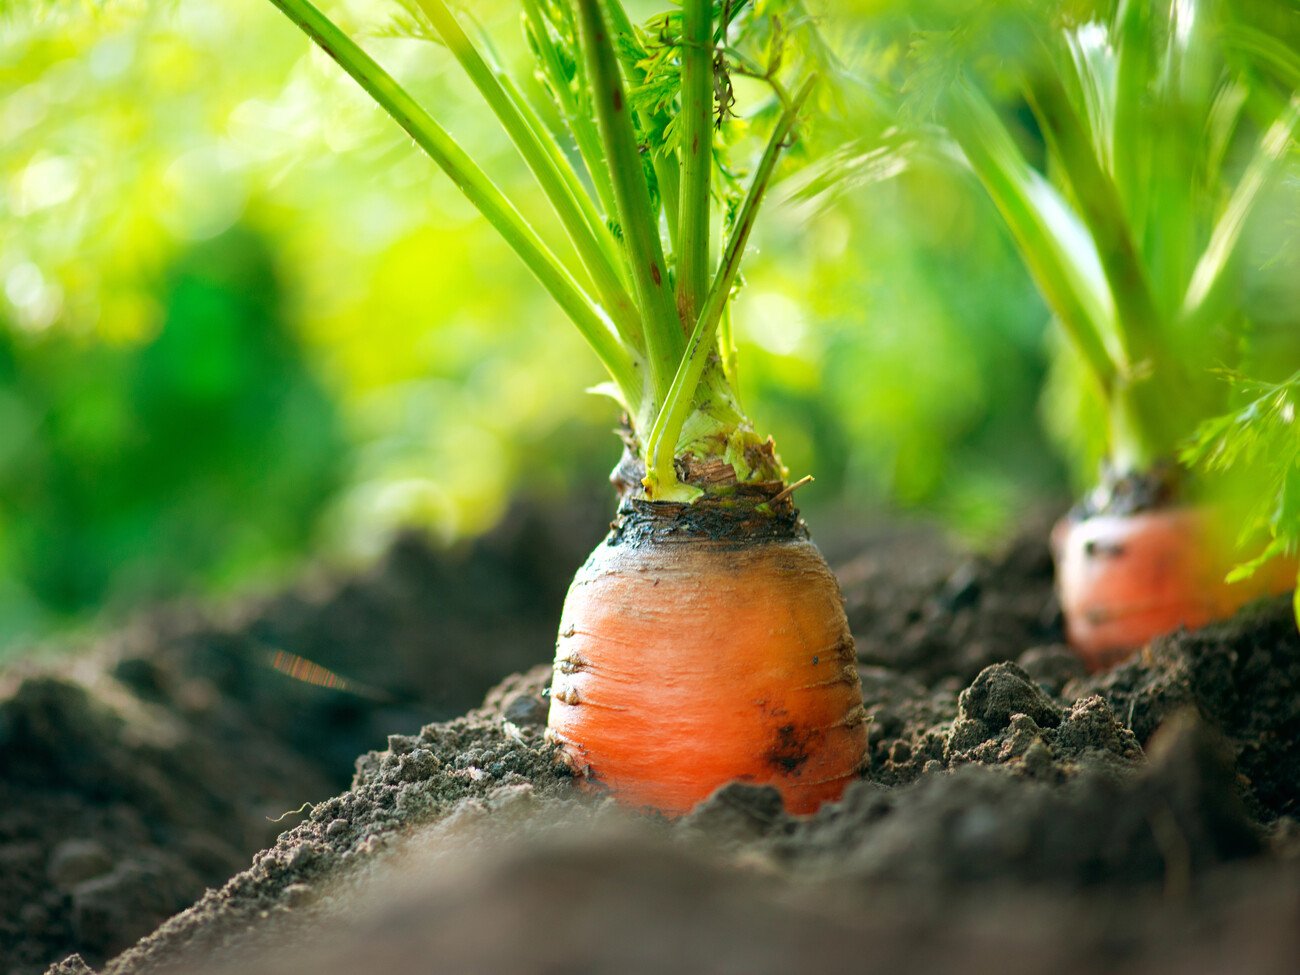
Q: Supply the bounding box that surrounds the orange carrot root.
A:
[1053,505,1297,671]
[547,504,867,816]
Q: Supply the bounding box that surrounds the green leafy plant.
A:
[842,0,1300,490]
[265,0,839,503]
[965,2,1294,479]
[818,0,1300,661]
[1184,370,1300,595]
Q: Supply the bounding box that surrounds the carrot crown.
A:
[266,0,833,502]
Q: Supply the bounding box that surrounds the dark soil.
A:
[839,508,1066,683]
[2,497,606,975]
[4,503,1300,975]
[1074,600,1300,822]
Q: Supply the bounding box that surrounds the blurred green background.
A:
[1,0,1074,653]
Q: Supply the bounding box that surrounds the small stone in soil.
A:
[958,662,1061,729]
[502,692,549,727]
[45,954,95,975]
[282,884,313,908]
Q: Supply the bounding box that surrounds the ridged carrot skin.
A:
[1054,505,1297,671]
[547,503,868,816]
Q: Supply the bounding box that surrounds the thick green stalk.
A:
[1107,374,1189,474]
[605,0,683,250]
[946,83,1117,396]
[644,77,816,499]
[266,0,640,406]
[677,0,713,326]
[1181,96,1300,328]
[521,0,621,226]
[1222,24,1300,90]
[575,0,684,415]
[656,160,683,253]
[948,79,1191,471]
[1111,0,1152,234]
[1025,68,1166,374]
[718,302,739,392]
[417,0,643,352]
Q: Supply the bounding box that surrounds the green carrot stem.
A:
[521,0,622,227]
[575,0,684,413]
[719,301,739,392]
[656,160,683,253]
[605,0,683,250]
[1181,96,1300,328]
[266,0,640,405]
[644,76,817,496]
[677,0,714,326]
[417,0,643,351]
[1024,68,1165,373]
[1221,24,1300,90]
[945,82,1118,397]
[1111,0,1152,235]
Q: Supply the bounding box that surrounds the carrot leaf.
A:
[1183,370,1300,585]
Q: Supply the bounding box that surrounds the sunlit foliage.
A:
[1,0,1062,648]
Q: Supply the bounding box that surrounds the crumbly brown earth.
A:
[3,504,1298,975]
[2,498,606,975]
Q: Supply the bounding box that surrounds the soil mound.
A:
[2,498,602,975]
[63,637,1299,975]
[5,514,1299,975]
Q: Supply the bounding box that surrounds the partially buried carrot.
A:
[264,0,866,813]
[547,496,867,815]
[1054,504,1297,672]
[914,3,1300,671]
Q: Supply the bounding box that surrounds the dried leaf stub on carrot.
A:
[263,0,868,813]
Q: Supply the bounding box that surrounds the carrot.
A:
[1053,505,1298,671]
[267,0,866,813]
[902,4,1300,670]
[547,498,867,815]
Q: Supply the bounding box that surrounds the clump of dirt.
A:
[0,674,329,974]
[768,711,1257,889]
[861,660,1137,786]
[1075,596,1300,820]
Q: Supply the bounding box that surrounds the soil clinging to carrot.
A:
[609,494,807,545]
